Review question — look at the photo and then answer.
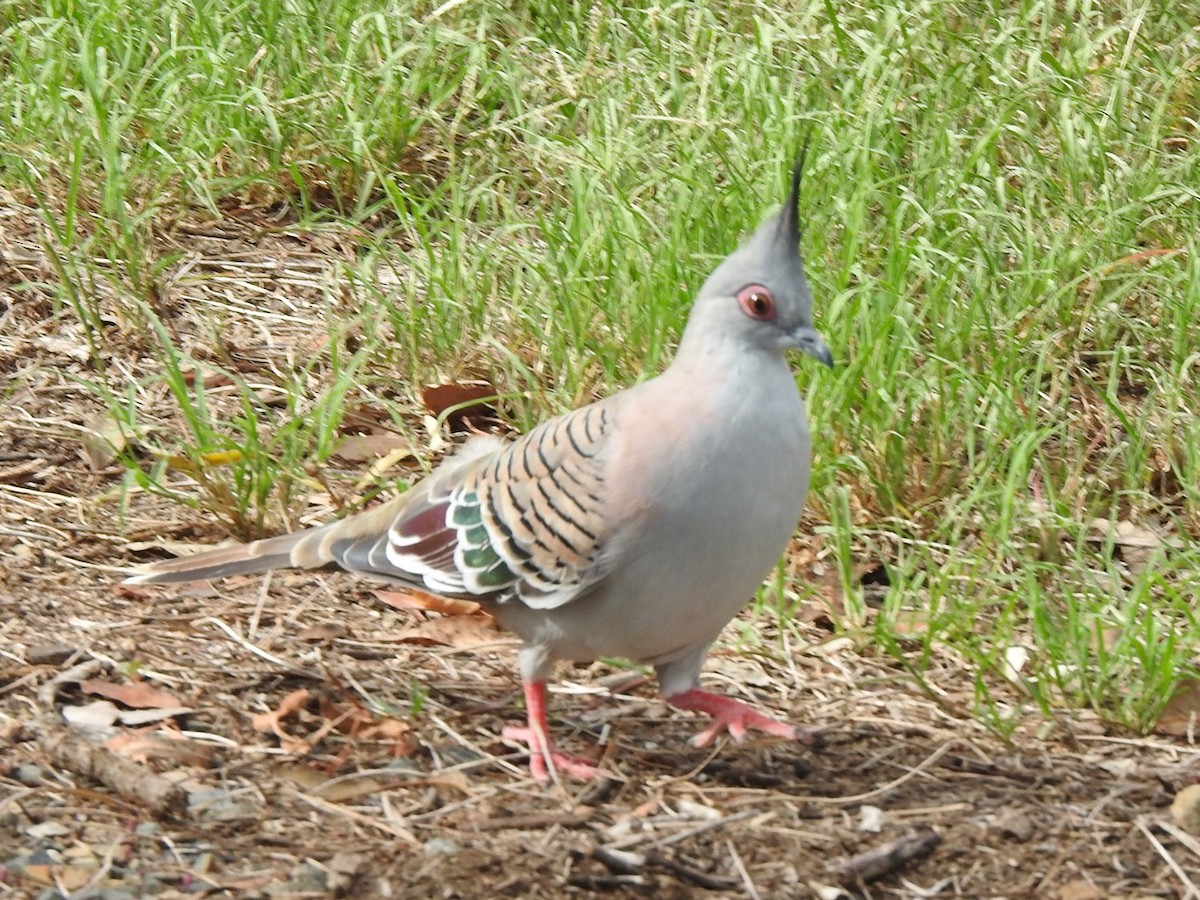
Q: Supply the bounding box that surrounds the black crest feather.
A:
[777,134,811,247]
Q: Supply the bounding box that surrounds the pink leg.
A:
[667,688,819,748]
[501,681,598,782]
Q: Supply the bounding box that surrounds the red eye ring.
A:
[737,284,776,321]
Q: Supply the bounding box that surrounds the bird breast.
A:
[495,359,811,667]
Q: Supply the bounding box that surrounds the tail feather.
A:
[124,527,328,584]
[124,492,416,586]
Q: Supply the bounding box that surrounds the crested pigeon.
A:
[126,157,833,781]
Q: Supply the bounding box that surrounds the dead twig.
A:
[39,728,186,817]
[471,810,594,831]
[832,826,941,885]
[1138,818,1200,899]
[647,850,741,891]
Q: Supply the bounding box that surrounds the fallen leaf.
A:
[80,679,184,710]
[421,381,499,433]
[112,582,156,601]
[421,770,472,794]
[1086,518,1180,549]
[375,589,481,617]
[334,432,415,462]
[104,729,218,767]
[313,774,406,803]
[62,700,120,731]
[252,689,312,735]
[276,763,332,791]
[316,696,415,748]
[396,615,506,648]
[1102,248,1178,271]
[182,366,235,388]
[80,412,128,470]
[1155,679,1200,737]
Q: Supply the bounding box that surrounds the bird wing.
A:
[309,401,616,610]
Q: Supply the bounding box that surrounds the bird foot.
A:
[501,725,599,782]
[666,688,821,748]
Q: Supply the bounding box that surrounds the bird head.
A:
[685,151,833,367]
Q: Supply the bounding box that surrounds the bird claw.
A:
[501,725,599,782]
[667,688,822,748]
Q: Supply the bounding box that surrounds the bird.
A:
[126,156,833,782]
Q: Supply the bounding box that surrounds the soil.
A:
[3,194,1199,899]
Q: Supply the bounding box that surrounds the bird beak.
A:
[792,326,833,368]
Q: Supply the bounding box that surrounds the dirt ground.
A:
[3,196,1200,898]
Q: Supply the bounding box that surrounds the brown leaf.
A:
[1103,248,1178,271]
[251,688,312,734]
[313,774,404,803]
[112,582,156,601]
[356,718,414,743]
[397,615,506,649]
[79,679,184,710]
[1155,679,1200,737]
[276,763,332,791]
[334,432,415,463]
[421,381,499,433]
[316,696,414,744]
[80,412,128,470]
[182,366,235,388]
[104,728,218,767]
[374,589,481,617]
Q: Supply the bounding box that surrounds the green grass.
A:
[3,0,1198,735]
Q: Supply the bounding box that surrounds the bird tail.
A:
[124,525,334,584]
[123,489,418,585]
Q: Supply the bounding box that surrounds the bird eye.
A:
[736,284,776,321]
